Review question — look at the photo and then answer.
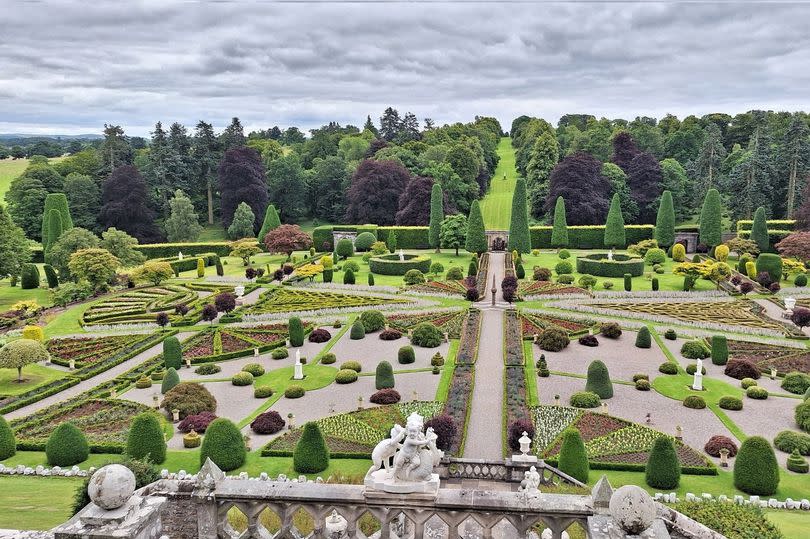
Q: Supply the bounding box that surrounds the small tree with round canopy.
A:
[0,339,50,382]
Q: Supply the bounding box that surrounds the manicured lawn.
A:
[0,475,80,530]
[479,137,516,230]
[0,156,66,202]
[196,223,228,242]
[0,362,64,395]
[42,301,91,337]
[0,281,51,311]
[766,509,810,539]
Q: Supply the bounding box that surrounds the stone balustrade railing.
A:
[438,457,586,488]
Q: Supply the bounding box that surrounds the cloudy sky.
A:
[1,1,808,136]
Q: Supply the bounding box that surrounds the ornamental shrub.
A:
[557,428,589,483]
[431,352,445,366]
[343,268,355,285]
[320,352,336,364]
[254,385,273,398]
[197,258,205,278]
[558,249,571,259]
[232,372,254,386]
[659,362,678,375]
[360,310,386,332]
[557,275,575,284]
[212,332,222,355]
[797,401,810,432]
[424,414,457,450]
[162,382,217,419]
[20,264,40,289]
[375,360,395,389]
[585,360,613,399]
[135,377,152,389]
[250,411,285,434]
[740,377,757,389]
[398,345,416,365]
[645,436,680,489]
[163,336,182,370]
[403,269,425,285]
[570,391,600,408]
[745,261,757,279]
[379,329,402,340]
[714,244,730,262]
[308,328,331,343]
[725,359,761,380]
[781,372,810,395]
[515,262,525,279]
[651,277,659,290]
[719,396,743,411]
[787,450,809,473]
[126,413,166,464]
[672,243,686,262]
[539,328,569,352]
[533,267,552,281]
[340,360,361,372]
[683,395,706,409]
[796,274,808,287]
[354,232,376,252]
[161,367,180,394]
[411,322,443,347]
[644,248,667,266]
[554,260,573,275]
[350,319,366,340]
[242,363,265,377]
[685,363,706,375]
[335,238,354,259]
[0,416,16,460]
[537,355,550,377]
[600,322,622,339]
[756,253,783,283]
[578,334,599,347]
[271,347,289,359]
[704,435,738,457]
[200,418,246,471]
[294,422,330,473]
[446,266,464,280]
[343,260,360,273]
[633,373,649,382]
[178,412,217,433]
[624,273,632,291]
[773,430,810,455]
[734,436,780,495]
[285,385,305,398]
[22,325,44,342]
[508,419,535,452]
[43,264,59,288]
[635,379,651,391]
[635,327,651,348]
[680,340,710,360]
[710,335,728,366]
[468,261,478,277]
[746,386,769,400]
[370,388,401,405]
[46,423,89,466]
[664,329,677,340]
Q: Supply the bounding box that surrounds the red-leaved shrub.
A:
[424,414,457,451]
[379,329,402,341]
[308,328,332,343]
[508,418,536,452]
[704,435,738,457]
[724,359,761,380]
[250,411,286,434]
[178,411,217,433]
[370,389,401,405]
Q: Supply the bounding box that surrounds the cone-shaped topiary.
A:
[624,273,632,291]
[711,335,728,366]
[200,418,246,471]
[0,416,15,460]
[551,196,569,248]
[603,193,626,248]
[161,367,180,394]
[45,209,63,255]
[343,268,355,285]
[750,206,769,253]
[126,412,166,464]
[20,263,40,289]
[46,423,89,466]
[293,422,330,473]
[654,190,675,249]
[43,264,59,288]
[465,200,487,254]
[350,319,365,340]
[507,177,531,253]
[699,189,723,248]
[41,193,73,252]
[429,183,444,251]
[645,436,680,489]
[258,204,281,243]
[557,428,588,483]
[288,316,304,347]
[787,449,808,473]
[375,360,395,389]
[635,327,651,349]
[734,436,780,495]
[585,360,613,399]
[163,336,182,370]
[196,258,205,278]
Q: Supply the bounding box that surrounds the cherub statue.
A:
[366,425,406,478]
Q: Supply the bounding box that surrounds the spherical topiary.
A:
[539,328,570,352]
[0,416,16,460]
[558,249,571,260]
[746,386,769,400]
[585,360,613,399]
[781,372,810,395]
[161,367,180,395]
[285,385,305,399]
[645,436,680,489]
[162,382,217,419]
[126,413,166,464]
[340,360,361,372]
[725,359,761,380]
[734,436,780,495]
[681,340,710,359]
[360,310,386,333]
[554,260,573,275]
[163,336,182,370]
[254,385,274,398]
[375,360,395,389]
[320,353,336,365]
[354,232,377,251]
[557,428,589,483]
[664,329,677,340]
[795,274,808,287]
[600,322,622,339]
[177,412,217,433]
[704,435,738,457]
[644,248,667,266]
[570,391,600,408]
[658,362,678,375]
[288,316,305,347]
[710,335,728,366]
[232,372,254,386]
[683,395,706,409]
[199,418,246,471]
[242,363,265,377]
[379,329,402,341]
[403,269,425,285]
[308,328,331,343]
[335,368,358,384]
[271,347,289,360]
[293,422,330,473]
[46,423,89,466]
[741,378,758,389]
[773,430,810,455]
[718,396,743,411]
[370,388,401,405]
[410,322,443,347]
[635,379,651,391]
[787,449,809,473]
[250,411,285,434]
[350,319,366,340]
[635,327,651,349]
[685,363,707,376]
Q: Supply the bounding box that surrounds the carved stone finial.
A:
[88,464,136,510]
[608,484,657,534]
[196,457,224,489]
[592,475,613,513]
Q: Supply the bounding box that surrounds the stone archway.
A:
[485,230,509,251]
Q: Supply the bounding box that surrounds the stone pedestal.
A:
[364,470,440,495]
[54,495,166,539]
[293,361,304,380]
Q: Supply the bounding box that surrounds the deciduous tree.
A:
[263,224,313,258]
[626,152,663,224]
[0,339,49,382]
[68,248,119,291]
[345,159,411,225]
[0,204,31,280]
[546,152,611,225]
[218,147,268,231]
[63,173,100,232]
[266,153,308,221]
[48,227,100,279]
[100,228,145,267]
[440,214,468,255]
[100,165,161,243]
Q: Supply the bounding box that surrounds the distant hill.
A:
[0,133,102,141]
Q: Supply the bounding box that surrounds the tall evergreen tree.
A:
[551,196,569,248]
[626,152,664,224]
[145,121,171,212]
[99,124,134,176]
[363,115,379,137]
[727,122,775,220]
[218,147,268,231]
[693,124,727,205]
[429,183,444,252]
[750,206,769,253]
[63,173,101,232]
[659,158,690,220]
[654,190,676,248]
[0,204,31,280]
[601,163,638,223]
[100,165,161,243]
[164,190,203,242]
[379,107,401,141]
[308,155,349,221]
[41,193,73,252]
[526,131,559,219]
[221,117,246,150]
[258,204,281,243]
[508,177,531,253]
[192,121,222,224]
[266,153,308,221]
[45,210,63,256]
[699,188,723,248]
[227,202,256,239]
[779,115,810,218]
[603,193,626,248]
[464,200,487,254]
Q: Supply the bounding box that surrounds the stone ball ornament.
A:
[608,484,656,534]
[88,464,137,510]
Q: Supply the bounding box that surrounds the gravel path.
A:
[3,332,197,420]
[327,327,449,372]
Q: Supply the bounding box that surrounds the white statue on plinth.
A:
[519,465,541,496]
[607,249,614,261]
[178,251,183,261]
[365,412,443,494]
[691,357,703,391]
[293,349,304,380]
[235,285,245,298]
[398,249,405,261]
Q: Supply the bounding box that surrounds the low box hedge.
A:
[313,225,430,250]
[369,254,432,276]
[135,242,232,259]
[575,253,645,277]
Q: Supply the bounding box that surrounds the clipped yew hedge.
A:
[369,254,431,275]
[576,253,644,277]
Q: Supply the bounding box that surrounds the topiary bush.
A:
[664,329,677,340]
[403,269,425,285]
[704,435,738,457]
[585,360,613,399]
[0,416,16,460]
[734,436,780,495]
[539,328,569,352]
[177,411,217,434]
[658,362,678,375]
[162,382,217,419]
[635,327,651,348]
[746,386,769,400]
[340,360,361,372]
[683,395,706,409]
[644,248,667,266]
[126,413,166,464]
[554,260,573,275]
[360,310,386,332]
[600,322,622,339]
[624,273,632,291]
[375,360,395,389]
[288,316,305,347]
[354,232,377,252]
[335,369,358,384]
[710,335,728,366]
[163,336,182,370]
[240,363,264,377]
[557,428,589,483]
[410,322,443,348]
[200,418,246,471]
[335,238,354,259]
[570,391,600,408]
[319,352,336,365]
[349,319,366,340]
[308,328,331,343]
[787,449,808,473]
[681,340,710,359]
[271,347,289,360]
[578,334,599,347]
[161,367,180,394]
[194,363,221,375]
[379,329,402,341]
[725,359,761,380]
[294,422,330,473]
[184,431,201,448]
[781,372,810,395]
[756,253,783,284]
[635,379,651,391]
[740,377,757,389]
[46,423,89,466]
[370,388,401,405]
[20,263,40,289]
[250,411,285,434]
[254,385,274,398]
[773,430,810,455]
[719,396,743,411]
[685,363,707,375]
[231,372,254,386]
[795,273,808,287]
[797,401,810,432]
[645,436,681,489]
[343,268,356,285]
[285,385,305,399]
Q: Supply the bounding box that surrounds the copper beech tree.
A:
[263,224,313,259]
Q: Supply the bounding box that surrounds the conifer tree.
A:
[654,190,676,248]
[41,193,73,252]
[258,204,281,243]
[45,210,63,256]
[727,121,774,220]
[699,189,723,248]
[551,196,569,248]
[164,189,202,242]
[693,124,726,205]
[603,193,626,248]
[465,200,487,254]
[429,183,444,252]
[227,202,256,239]
[508,177,531,253]
[750,206,769,253]
[780,115,810,218]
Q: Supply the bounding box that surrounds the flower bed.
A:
[386,309,467,339]
[455,309,481,365]
[47,334,155,369]
[181,327,293,363]
[408,280,468,297]
[81,285,198,326]
[474,253,490,299]
[441,365,474,455]
[518,280,586,298]
[519,311,593,338]
[240,287,411,316]
[504,310,524,366]
[726,338,810,375]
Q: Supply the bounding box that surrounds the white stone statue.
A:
[178,251,183,261]
[293,349,304,380]
[692,357,703,391]
[607,249,614,261]
[366,425,406,478]
[519,465,541,495]
[398,248,405,261]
